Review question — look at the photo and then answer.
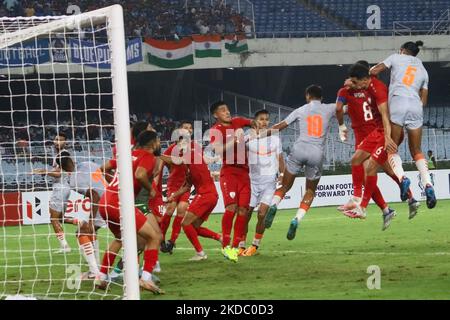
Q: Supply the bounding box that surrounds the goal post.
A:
[0,5,140,300]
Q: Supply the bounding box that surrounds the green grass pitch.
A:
[1,200,449,300]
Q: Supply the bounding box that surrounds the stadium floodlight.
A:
[0,5,140,300]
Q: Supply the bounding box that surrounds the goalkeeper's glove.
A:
[339,124,348,142]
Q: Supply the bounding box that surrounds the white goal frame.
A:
[0,5,140,300]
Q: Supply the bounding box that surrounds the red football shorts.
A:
[99,193,147,239]
[357,128,387,165]
[148,196,165,218]
[188,192,219,221]
[167,187,190,203]
[219,169,250,209]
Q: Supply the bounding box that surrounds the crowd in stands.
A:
[0,0,252,38]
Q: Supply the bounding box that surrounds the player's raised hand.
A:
[384,135,397,154]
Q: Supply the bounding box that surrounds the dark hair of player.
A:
[210,100,227,115]
[401,41,424,56]
[179,120,192,128]
[348,63,370,80]
[132,121,149,140]
[355,60,370,69]
[428,150,433,154]
[136,130,158,147]
[254,109,270,118]
[56,132,67,139]
[305,85,323,99]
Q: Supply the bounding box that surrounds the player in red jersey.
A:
[209,101,257,261]
[95,131,164,294]
[336,62,419,226]
[161,137,221,261]
[341,63,410,228]
[159,121,193,254]
[111,121,153,157]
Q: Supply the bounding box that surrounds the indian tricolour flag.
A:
[192,35,222,58]
[146,38,194,69]
[224,34,249,53]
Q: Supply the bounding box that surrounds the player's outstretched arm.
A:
[32,167,62,178]
[369,63,387,76]
[160,154,184,165]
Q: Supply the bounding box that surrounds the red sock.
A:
[352,164,364,198]
[221,210,235,248]
[100,251,116,275]
[361,175,378,208]
[196,226,221,241]
[143,249,158,274]
[371,186,387,210]
[170,215,183,243]
[159,214,172,239]
[232,214,247,248]
[183,224,203,253]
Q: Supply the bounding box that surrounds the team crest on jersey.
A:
[229,192,236,199]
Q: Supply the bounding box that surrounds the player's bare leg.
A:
[164,200,189,254]
[388,123,413,202]
[407,127,436,208]
[287,178,319,240]
[182,212,220,261]
[265,169,296,229]
[50,208,71,254]
[243,203,270,256]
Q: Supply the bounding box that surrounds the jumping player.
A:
[342,64,402,224]
[264,85,341,240]
[209,101,257,262]
[337,61,419,225]
[370,40,436,209]
[96,131,164,294]
[241,109,285,256]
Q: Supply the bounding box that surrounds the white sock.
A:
[141,271,152,281]
[252,237,262,247]
[271,195,282,206]
[352,196,362,204]
[415,157,432,186]
[382,207,390,215]
[388,153,406,182]
[197,250,205,256]
[56,232,69,248]
[92,239,100,266]
[80,242,99,275]
[238,240,246,248]
[295,208,307,221]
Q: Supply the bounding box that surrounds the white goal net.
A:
[0,5,139,300]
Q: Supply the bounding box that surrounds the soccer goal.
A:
[0,5,140,300]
